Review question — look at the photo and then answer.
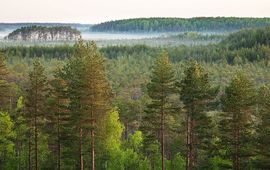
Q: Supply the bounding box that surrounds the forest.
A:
[91,17,270,32]
[0,25,270,170]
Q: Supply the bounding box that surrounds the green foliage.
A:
[2,45,75,59]
[91,17,270,32]
[11,96,29,170]
[0,52,10,110]
[0,112,16,170]
[221,26,270,50]
[2,26,270,64]
[126,131,143,152]
[171,153,185,170]
[208,156,232,170]
[6,25,80,41]
[179,60,217,169]
[100,108,124,152]
[254,86,270,168]
[142,52,176,169]
[1,25,270,169]
[25,59,49,169]
[220,72,256,169]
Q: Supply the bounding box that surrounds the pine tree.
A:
[82,41,111,170]
[142,52,176,170]
[47,69,69,170]
[179,60,216,170]
[0,52,9,110]
[219,73,255,170]
[25,60,48,170]
[62,40,111,170]
[61,42,86,169]
[14,96,28,170]
[254,86,270,168]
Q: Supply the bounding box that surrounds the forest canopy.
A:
[0,24,270,170]
[91,17,270,32]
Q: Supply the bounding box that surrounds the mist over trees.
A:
[0,25,270,170]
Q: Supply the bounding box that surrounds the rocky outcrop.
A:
[5,26,81,41]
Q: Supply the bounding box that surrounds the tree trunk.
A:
[91,129,95,170]
[34,114,38,170]
[57,113,61,170]
[236,125,240,170]
[17,131,22,170]
[233,115,240,170]
[79,128,83,170]
[91,107,95,170]
[186,115,194,170]
[186,114,190,170]
[28,129,32,170]
[189,119,195,170]
[34,82,38,170]
[161,111,164,170]
[18,141,21,170]
[124,122,128,140]
[186,116,194,170]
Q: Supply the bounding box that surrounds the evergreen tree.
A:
[219,73,255,170]
[179,60,216,169]
[0,52,9,110]
[254,86,270,168]
[61,40,111,170]
[47,69,69,170]
[142,52,176,170]
[82,41,111,170]
[61,41,87,169]
[14,96,28,170]
[25,60,48,170]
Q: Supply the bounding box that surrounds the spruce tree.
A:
[25,60,48,170]
[142,52,175,170]
[179,60,216,170]
[219,73,255,170]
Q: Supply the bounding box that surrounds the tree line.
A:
[6,26,80,39]
[2,26,270,64]
[90,17,270,33]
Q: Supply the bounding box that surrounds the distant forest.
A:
[7,26,80,37]
[91,17,270,32]
[2,26,270,63]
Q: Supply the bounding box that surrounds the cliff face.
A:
[5,26,81,41]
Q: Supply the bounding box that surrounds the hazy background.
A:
[0,0,269,23]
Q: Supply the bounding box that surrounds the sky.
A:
[0,0,270,24]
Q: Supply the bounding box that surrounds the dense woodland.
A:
[0,26,270,170]
[0,23,91,33]
[91,17,270,32]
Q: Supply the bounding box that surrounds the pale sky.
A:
[0,0,270,24]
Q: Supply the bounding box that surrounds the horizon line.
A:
[1,16,270,25]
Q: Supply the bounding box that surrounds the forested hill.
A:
[91,17,270,32]
[5,26,81,41]
[221,26,270,49]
